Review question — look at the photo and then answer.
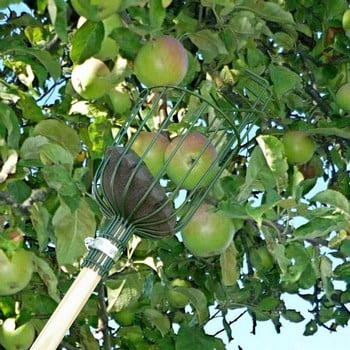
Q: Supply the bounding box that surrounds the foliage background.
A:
[0,0,350,349]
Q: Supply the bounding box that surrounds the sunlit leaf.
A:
[311,189,350,214]
[256,134,289,191]
[33,119,81,158]
[220,242,239,286]
[52,198,96,266]
[269,64,302,98]
[70,20,104,64]
[143,308,170,336]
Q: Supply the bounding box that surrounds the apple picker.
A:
[30,71,271,349]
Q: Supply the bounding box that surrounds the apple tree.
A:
[0,0,350,349]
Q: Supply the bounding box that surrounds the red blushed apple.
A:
[181,203,235,257]
[130,131,170,177]
[134,35,188,87]
[71,57,112,100]
[164,132,218,190]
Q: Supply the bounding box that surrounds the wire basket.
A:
[82,70,272,276]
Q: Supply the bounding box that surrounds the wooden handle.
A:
[30,267,101,350]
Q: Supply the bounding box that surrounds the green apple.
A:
[71,0,122,22]
[0,318,35,350]
[250,246,274,271]
[0,248,34,295]
[282,131,316,165]
[131,131,170,177]
[134,35,188,87]
[167,279,190,308]
[335,83,350,111]
[108,84,132,115]
[71,57,112,100]
[342,9,350,37]
[114,306,137,326]
[181,203,235,257]
[164,132,218,190]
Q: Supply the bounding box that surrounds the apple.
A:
[134,35,188,87]
[108,84,132,115]
[335,83,350,111]
[342,9,350,36]
[0,248,34,295]
[0,318,35,350]
[71,57,112,100]
[167,278,190,308]
[181,203,235,257]
[282,131,316,165]
[250,246,274,271]
[71,0,122,22]
[114,306,137,326]
[131,131,170,177]
[164,132,218,190]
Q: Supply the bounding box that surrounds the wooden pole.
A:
[30,267,101,350]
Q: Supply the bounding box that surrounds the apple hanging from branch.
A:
[0,248,34,296]
[0,318,35,350]
[181,203,235,257]
[130,131,170,177]
[71,57,112,100]
[164,131,219,190]
[134,35,188,87]
[282,131,316,165]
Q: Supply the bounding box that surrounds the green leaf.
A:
[244,2,295,24]
[311,189,350,214]
[189,30,228,62]
[17,92,45,122]
[0,102,21,149]
[143,308,170,337]
[149,0,166,28]
[303,319,317,336]
[30,203,52,251]
[20,135,49,160]
[1,44,62,80]
[176,324,225,350]
[0,0,21,9]
[238,146,276,201]
[47,0,68,42]
[308,127,350,140]
[220,242,239,286]
[257,296,280,312]
[52,198,96,266]
[32,254,60,303]
[42,164,81,210]
[292,217,344,240]
[70,20,104,65]
[269,64,302,98]
[110,27,142,60]
[33,119,81,158]
[39,143,74,171]
[175,287,209,325]
[106,271,146,312]
[256,134,289,191]
[282,309,305,323]
[319,255,333,300]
